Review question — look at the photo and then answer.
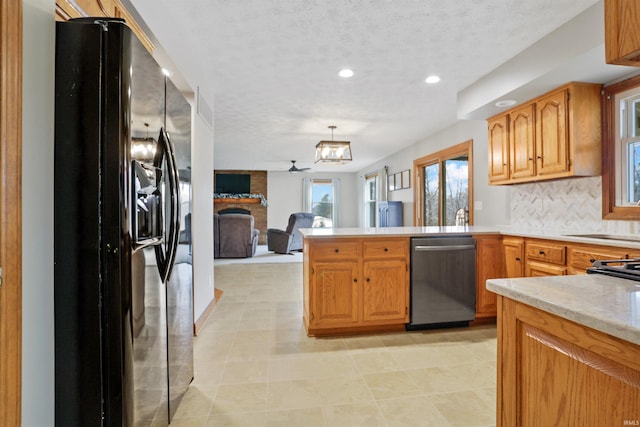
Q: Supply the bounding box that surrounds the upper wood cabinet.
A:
[509,103,536,181]
[488,82,602,185]
[488,114,510,183]
[605,0,640,66]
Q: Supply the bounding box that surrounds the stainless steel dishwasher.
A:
[407,236,476,330]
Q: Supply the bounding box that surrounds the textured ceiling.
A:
[128,0,603,173]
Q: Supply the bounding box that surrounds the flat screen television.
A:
[215,173,251,193]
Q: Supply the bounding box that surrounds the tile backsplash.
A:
[510,176,640,235]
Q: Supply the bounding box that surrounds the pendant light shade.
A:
[314,125,352,163]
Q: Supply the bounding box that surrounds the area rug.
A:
[213,244,303,265]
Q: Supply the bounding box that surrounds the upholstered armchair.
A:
[267,212,314,254]
[214,213,260,258]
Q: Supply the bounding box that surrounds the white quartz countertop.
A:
[487,274,640,346]
[299,226,640,250]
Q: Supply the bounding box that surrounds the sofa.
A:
[214,213,260,258]
[267,212,315,254]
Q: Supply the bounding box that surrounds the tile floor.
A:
[172,262,497,426]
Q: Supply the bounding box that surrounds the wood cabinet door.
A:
[311,261,360,327]
[536,89,569,177]
[362,259,408,323]
[509,104,536,180]
[488,114,510,183]
[503,238,524,278]
[475,235,505,317]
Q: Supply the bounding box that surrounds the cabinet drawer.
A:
[363,239,408,258]
[568,246,628,272]
[311,241,360,259]
[526,242,566,265]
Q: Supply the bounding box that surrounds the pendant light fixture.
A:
[314,125,352,163]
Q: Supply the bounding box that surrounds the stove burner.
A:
[587,258,640,281]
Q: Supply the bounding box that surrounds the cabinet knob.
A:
[384,248,389,252]
[515,257,521,261]
[366,278,370,282]
[537,155,542,159]
[334,248,339,253]
[539,250,545,255]
[590,258,596,263]
[353,278,357,283]
[528,157,533,161]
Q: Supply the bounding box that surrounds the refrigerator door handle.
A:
[154,127,181,283]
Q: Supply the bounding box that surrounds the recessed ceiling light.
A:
[425,75,440,84]
[338,69,354,78]
[495,99,517,107]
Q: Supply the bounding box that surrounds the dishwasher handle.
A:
[414,244,476,251]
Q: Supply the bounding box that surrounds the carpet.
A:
[213,244,303,265]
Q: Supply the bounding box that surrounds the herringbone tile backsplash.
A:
[510,176,640,235]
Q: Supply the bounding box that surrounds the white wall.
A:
[357,120,511,227]
[22,0,55,424]
[267,171,360,228]
[191,99,215,322]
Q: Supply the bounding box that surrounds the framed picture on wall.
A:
[401,170,410,189]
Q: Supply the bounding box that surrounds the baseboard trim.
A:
[194,288,223,335]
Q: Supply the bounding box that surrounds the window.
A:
[364,173,378,227]
[303,178,340,227]
[603,74,640,219]
[414,141,473,226]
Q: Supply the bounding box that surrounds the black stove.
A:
[587,259,640,281]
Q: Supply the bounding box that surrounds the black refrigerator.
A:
[54,18,193,426]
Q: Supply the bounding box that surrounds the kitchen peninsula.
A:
[487,274,640,427]
[301,226,640,338]
[300,226,506,336]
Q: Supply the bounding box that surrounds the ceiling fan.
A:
[288,160,310,173]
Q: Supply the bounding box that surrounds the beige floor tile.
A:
[363,371,422,400]
[376,395,452,427]
[172,387,215,419]
[266,379,323,411]
[430,390,496,427]
[220,360,268,385]
[322,402,387,427]
[265,407,324,427]
[350,350,402,375]
[313,376,374,405]
[209,383,268,415]
[268,353,357,381]
[205,411,266,427]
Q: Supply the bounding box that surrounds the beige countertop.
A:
[487,274,640,346]
[299,225,640,250]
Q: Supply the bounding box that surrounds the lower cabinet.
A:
[310,260,359,327]
[503,237,524,278]
[497,296,640,426]
[475,234,505,319]
[304,237,409,336]
[362,259,408,323]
